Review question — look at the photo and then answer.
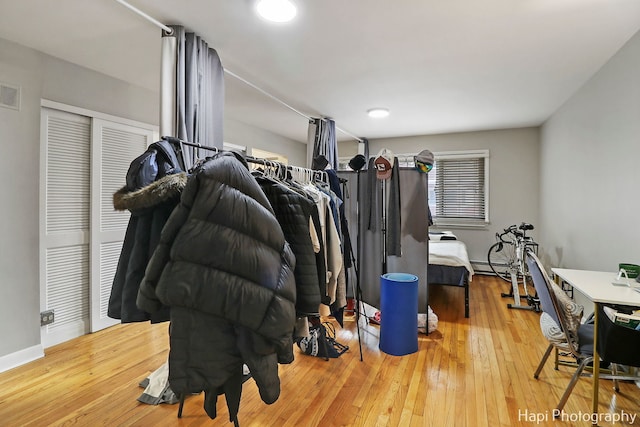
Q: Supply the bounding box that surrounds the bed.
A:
[428,234,474,318]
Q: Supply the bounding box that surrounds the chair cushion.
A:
[552,282,583,340]
[540,312,572,352]
[541,282,584,351]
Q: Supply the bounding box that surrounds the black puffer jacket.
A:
[137,152,297,422]
[257,177,323,315]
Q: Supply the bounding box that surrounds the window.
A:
[337,156,354,171]
[341,150,489,226]
[223,142,247,155]
[251,148,288,165]
[430,150,489,226]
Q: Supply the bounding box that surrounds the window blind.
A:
[435,157,485,221]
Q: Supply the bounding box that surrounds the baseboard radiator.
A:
[470,259,501,276]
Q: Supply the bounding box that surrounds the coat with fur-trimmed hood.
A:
[136,152,297,423]
[108,171,187,324]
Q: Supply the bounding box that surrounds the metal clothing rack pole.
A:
[348,172,365,362]
[160,136,217,171]
[113,0,173,33]
[164,137,329,185]
[170,138,215,151]
[422,171,430,335]
[380,178,388,275]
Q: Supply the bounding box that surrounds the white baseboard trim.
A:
[0,344,44,374]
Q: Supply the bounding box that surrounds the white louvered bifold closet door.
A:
[41,108,92,348]
[90,119,151,332]
[41,107,155,347]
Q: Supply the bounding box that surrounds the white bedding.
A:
[429,240,475,281]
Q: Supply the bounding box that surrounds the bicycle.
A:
[487,222,540,311]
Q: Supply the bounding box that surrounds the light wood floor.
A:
[0,276,638,426]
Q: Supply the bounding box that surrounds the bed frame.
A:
[427,264,470,318]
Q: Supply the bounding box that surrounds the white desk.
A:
[551,268,640,418]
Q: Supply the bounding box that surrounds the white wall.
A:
[0,37,161,367]
[0,38,43,364]
[366,128,540,265]
[540,30,640,273]
[0,37,306,369]
[225,117,306,166]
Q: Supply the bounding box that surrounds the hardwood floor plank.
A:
[0,276,638,426]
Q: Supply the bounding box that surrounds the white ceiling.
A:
[1,0,640,143]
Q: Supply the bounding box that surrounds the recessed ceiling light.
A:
[367,108,390,118]
[256,0,297,23]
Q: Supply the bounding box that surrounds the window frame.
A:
[430,149,489,228]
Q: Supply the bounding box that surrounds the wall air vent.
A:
[0,82,20,111]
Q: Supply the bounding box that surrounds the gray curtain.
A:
[386,168,429,312]
[165,25,225,169]
[307,118,337,169]
[150,24,224,402]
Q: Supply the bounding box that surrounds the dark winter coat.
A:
[257,177,323,315]
[136,152,297,422]
[108,172,187,323]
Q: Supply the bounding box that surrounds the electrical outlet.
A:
[40,310,54,326]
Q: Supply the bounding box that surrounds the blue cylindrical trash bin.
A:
[379,273,419,356]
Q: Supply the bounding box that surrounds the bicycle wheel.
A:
[487,241,517,282]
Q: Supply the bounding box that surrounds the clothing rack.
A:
[166,136,339,420]
[168,136,364,356]
[165,136,328,184]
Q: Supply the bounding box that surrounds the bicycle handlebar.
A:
[496,222,535,243]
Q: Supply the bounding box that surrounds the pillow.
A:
[429,232,457,241]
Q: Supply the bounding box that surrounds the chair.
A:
[525,249,594,415]
[525,249,640,415]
